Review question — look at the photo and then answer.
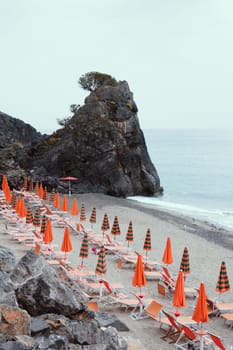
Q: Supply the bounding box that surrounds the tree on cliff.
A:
[78,72,117,92]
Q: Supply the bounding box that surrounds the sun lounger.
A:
[215,302,233,316]
[175,323,213,349]
[207,332,230,350]
[160,266,197,298]
[221,313,233,329]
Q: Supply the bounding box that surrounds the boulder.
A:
[7,251,86,316]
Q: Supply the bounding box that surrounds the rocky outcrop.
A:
[0,247,127,350]
[0,73,163,197]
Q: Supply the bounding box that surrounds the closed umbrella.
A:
[38,183,44,199]
[179,247,190,275]
[61,226,73,260]
[101,213,110,238]
[79,232,89,267]
[95,245,107,298]
[173,270,186,316]
[71,198,78,216]
[192,282,209,350]
[40,215,48,235]
[23,176,28,190]
[216,261,230,301]
[43,219,53,244]
[126,220,134,249]
[143,228,151,264]
[89,205,96,229]
[111,215,121,241]
[162,237,173,265]
[26,206,33,224]
[132,253,147,296]
[33,207,41,226]
[43,186,48,200]
[54,192,60,209]
[62,195,68,212]
[80,203,86,222]
[49,188,56,203]
[19,198,26,218]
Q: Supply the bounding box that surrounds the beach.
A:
[1,192,233,349]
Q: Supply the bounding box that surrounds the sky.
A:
[1,0,233,134]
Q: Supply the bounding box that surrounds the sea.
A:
[128,129,233,231]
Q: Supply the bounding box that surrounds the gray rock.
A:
[7,252,85,316]
[0,246,16,273]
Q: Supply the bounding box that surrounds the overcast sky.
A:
[1,0,233,133]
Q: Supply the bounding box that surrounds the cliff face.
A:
[0,78,162,197]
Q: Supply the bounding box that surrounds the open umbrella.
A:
[132,253,147,296]
[80,203,86,222]
[79,232,89,267]
[172,270,186,316]
[59,176,79,196]
[216,261,230,301]
[111,215,121,241]
[179,246,190,275]
[192,282,209,350]
[126,220,134,249]
[61,226,73,260]
[61,195,68,212]
[162,237,173,265]
[143,228,151,264]
[89,205,96,229]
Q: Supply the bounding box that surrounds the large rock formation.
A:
[0,73,163,197]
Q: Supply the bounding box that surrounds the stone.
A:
[0,304,30,335]
[7,252,86,316]
[0,246,16,273]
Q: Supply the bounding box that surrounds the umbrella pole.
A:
[68,181,71,197]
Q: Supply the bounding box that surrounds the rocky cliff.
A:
[0,74,162,197]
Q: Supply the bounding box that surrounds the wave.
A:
[127,196,233,231]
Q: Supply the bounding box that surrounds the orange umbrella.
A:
[192,282,209,350]
[43,219,53,244]
[4,184,12,202]
[61,195,68,212]
[61,226,73,259]
[162,237,173,265]
[1,174,8,191]
[132,253,147,296]
[19,198,26,218]
[43,186,48,200]
[173,270,186,316]
[71,198,78,216]
[216,261,230,300]
[38,183,44,198]
[179,247,190,275]
[54,192,60,209]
